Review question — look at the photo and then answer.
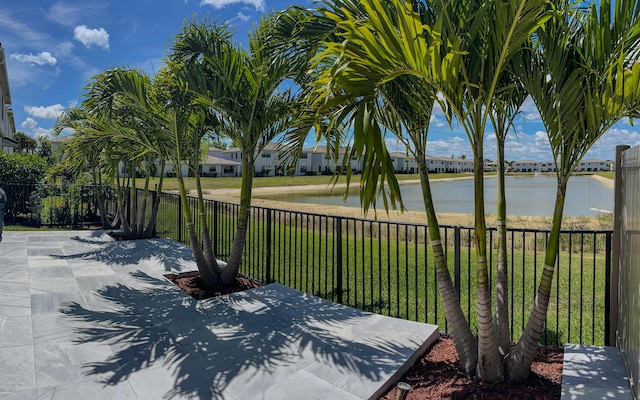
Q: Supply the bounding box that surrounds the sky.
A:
[1,0,639,162]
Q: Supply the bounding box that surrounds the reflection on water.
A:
[259,175,613,217]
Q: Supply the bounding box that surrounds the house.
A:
[577,158,609,172]
[389,151,409,173]
[426,155,448,173]
[512,159,539,172]
[539,161,556,172]
[300,145,362,175]
[0,44,18,154]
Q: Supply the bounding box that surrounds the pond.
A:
[258,175,613,217]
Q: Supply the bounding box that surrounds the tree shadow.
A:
[60,272,421,399]
[58,234,195,272]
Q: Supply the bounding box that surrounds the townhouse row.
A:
[160,143,610,178]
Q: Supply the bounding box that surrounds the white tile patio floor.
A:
[0,231,439,399]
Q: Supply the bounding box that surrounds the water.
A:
[259,175,613,217]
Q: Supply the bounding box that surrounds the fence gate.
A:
[615,144,640,400]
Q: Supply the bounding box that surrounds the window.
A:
[300,166,308,173]
[262,152,271,158]
[300,153,308,159]
[223,166,234,174]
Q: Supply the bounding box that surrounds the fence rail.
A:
[4,182,613,348]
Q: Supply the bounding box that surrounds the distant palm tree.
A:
[55,68,170,238]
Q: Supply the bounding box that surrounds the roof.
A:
[202,155,241,166]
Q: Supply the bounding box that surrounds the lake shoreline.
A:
[199,174,613,230]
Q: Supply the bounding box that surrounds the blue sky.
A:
[1,0,639,162]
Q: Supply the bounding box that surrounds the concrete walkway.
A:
[0,231,439,399]
[561,344,634,399]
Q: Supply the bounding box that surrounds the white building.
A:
[512,159,539,172]
[0,44,18,154]
[299,146,362,175]
[426,155,448,173]
[577,158,609,172]
[539,161,556,172]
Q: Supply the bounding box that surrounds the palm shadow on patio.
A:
[59,264,431,399]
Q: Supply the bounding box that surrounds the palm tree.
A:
[57,68,171,239]
[489,76,527,356]
[170,15,301,284]
[304,0,550,381]
[276,0,482,376]
[504,0,640,382]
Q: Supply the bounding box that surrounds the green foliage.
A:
[0,152,48,185]
[0,153,48,218]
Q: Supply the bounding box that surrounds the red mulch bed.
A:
[164,271,264,299]
[378,336,563,400]
[167,272,563,400]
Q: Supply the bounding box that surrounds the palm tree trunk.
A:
[417,157,478,377]
[194,164,221,276]
[177,165,219,285]
[504,179,566,383]
[222,157,253,284]
[137,164,150,239]
[143,161,165,238]
[130,165,139,238]
[494,136,510,356]
[473,137,503,383]
[116,174,132,235]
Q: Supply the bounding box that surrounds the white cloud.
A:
[21,117,38,129]
[10,51,57,66]
[229,12,251,24]
[519,96,541,122]
[200,0,265,11]
[24,104,65,119]
[34,127,54,138]
[49,2,83,27]
[0,13,49,44]
[73,25,110,49]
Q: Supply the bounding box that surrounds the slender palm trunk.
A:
[143,161,165,238]
[177,165,219,285]
[417,157,478,377]
[494,135,511,356]
[223,157,254,284]
[473,132,503,383]
[194,160,221,275]
[93,167,112,229]
[504,179,566,383]
[137,166,150,239]
[130,167,139,238]
[116,174,131,235]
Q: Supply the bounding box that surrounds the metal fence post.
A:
[213,200,219,255]
[177,195,183,243]
[609,144,629,346]
[454,227,461,300]
[265,208,272,284]
[336,216,343,304]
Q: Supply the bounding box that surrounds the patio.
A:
[0,230,439,399]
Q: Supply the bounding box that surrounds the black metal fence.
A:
[153,190,612,348]
[4,182,613,347]
[2,183,116,228]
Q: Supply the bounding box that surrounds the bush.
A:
[0,153,48,219]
